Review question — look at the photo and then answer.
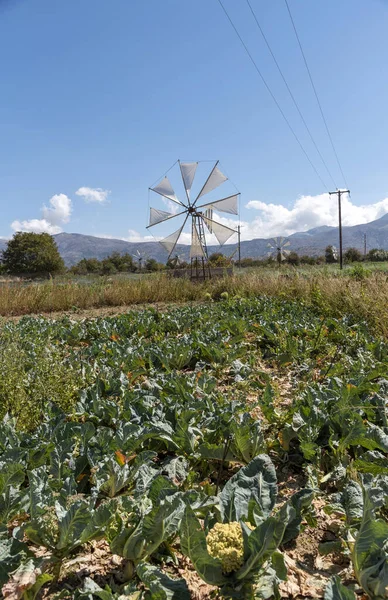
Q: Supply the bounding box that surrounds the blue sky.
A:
[1,0,388,243]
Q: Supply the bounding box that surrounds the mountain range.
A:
[1,212,388,266]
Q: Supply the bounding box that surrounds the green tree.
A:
[367,248,388,262]
[344,247,363,263]
[2,232,65,276]
[325,245,337,264]
[145,258,163,272]
[101,259,117,275]
[209,252,231,267]
[287,251,300,266]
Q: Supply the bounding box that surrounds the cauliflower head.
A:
[206,522,245,574]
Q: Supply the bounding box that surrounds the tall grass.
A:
[0,270,387,334]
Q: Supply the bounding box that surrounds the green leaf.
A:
[353,489,388,600]
[318,541,342,556]
[0,462,25,494]
[282,488,314,544]
[79,500,116,546]
[137,562,190,599]
[230,415,264,464]
[93,459,133,498]
[220,455,277,523]
[236,504,294,581]
[254,565,282,600]
[342,481,363,527]
[0,536,30,587]
[354,451,388,476]
[300,440,319,461]
[271,552,287,581]
[197,442,235,462]
[161,456,189,485]
[56,500,93,552]
[77,577,116,600]
[25,573,54,600]
[180,506,227,586]
[324,576,356,600]
[0,487,29,525]
[260,383,277,422]
[352,422,388,453]
[141,494,185,558]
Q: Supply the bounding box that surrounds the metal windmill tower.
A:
[147,160,240,279]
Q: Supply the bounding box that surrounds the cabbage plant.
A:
[180,455,314,599]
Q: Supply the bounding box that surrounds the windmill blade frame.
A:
[197,193,240,215]
[179,161,198,204]
[192,161,228,206]
[159,214,189,258]
[149,176,184,207]
[202,215,237,246]
[147,207,186,229]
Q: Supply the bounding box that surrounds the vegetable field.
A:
[0,297,387,599]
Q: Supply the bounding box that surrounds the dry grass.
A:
[0,270,387,334]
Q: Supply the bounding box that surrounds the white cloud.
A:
[11,193,72,234]
[243,193,388,240]
[126,229,157,243]
[76,187,110,204]
[42,193,72,225]
[11,219,62,235]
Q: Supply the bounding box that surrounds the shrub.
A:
[344,247,363,263]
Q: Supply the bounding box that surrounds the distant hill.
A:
[2,213,388,266]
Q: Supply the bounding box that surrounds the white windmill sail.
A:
[202,216,236,246]
[190,222,205,258]
[150,177,182,206]
[180,162,198,201]
[198,194,239,215]
[159,224,184,257]
[148,207,175,227]
[195,163,228,202]
[204,209,213,232]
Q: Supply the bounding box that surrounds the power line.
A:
[245,0,337,190]
[284,0,349,189]
[216,0,329,193]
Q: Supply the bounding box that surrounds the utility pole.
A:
[364,233,367,258]
[237,225,241,268]
[329,189,350,270]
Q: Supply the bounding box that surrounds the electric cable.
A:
[246,0,337,189]
[284,0,348,188]
[216,0,329,192]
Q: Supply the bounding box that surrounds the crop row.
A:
[0,297,387,598]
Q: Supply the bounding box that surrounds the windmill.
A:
[168,252,187,269]
[148,160,240,279]
[267,237,291,265]
[132,249,148,271]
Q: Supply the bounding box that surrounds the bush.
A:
[145,258,163,272]
[0,323,81,429]
[287,252,300,266]
[367,248,388,262]
[349,264,369,281]
[209,253,232,267]
[344,247,363,263]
